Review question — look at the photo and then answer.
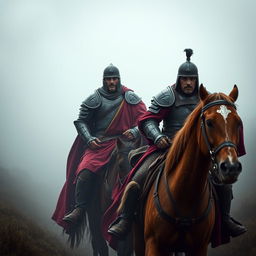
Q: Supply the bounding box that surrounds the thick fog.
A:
[0,0,255,247]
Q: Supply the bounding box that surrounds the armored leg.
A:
[108,152,160,239]
[108,181,141,239]
[63,169,97,225]
[215,184,247,237]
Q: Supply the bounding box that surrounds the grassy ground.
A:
[0,167,87,256]
[0,200,71,256]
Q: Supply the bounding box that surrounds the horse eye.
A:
[206,119,213,128]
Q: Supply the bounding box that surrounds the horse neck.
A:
[167,129,210,208]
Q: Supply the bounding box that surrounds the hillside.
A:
[0,167,87,256]
[0,200,70,256]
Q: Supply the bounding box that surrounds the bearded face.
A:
[104,77,120,93]
[179,77,197,95]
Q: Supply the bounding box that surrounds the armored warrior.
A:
[107,49,247,241]
[52,64,146,228]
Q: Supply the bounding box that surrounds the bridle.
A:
[200,100,237,183]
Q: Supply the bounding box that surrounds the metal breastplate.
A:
[162,92,199,139]
[92,95,123,136]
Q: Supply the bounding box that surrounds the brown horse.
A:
[86,136,144,256]
[137,85,243,256]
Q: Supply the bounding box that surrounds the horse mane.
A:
[164,92,234,173]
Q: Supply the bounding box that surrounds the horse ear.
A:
[229,85,238,102]
[199,84,209,101]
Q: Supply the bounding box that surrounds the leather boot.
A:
[63,170,97,225]
[215,184,247,237]
[63,207,85,225]
[108,181,140,239]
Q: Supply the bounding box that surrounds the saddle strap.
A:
[153,166,213,229]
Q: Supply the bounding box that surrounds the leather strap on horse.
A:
[201,115,237,163]
[200,99,238,177]
[201,99,236,112]
[153,166,213,229]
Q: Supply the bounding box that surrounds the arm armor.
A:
[74,120,96,144]
[129,126,140,139]
[74,98,97,144]
[142,119,165,144]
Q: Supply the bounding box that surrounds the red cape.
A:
[52,86,146,230]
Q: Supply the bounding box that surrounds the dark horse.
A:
[79,136,144,256]
[133,85,243,256]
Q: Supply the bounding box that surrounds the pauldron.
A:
[149,86,175,113]
[124,91,142,105]
[82,90,102,109]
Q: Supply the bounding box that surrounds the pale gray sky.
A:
[0,0,255,243]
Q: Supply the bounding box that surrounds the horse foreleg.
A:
[145,238,169,256]
[88,202,109,256]
[117,231,133,256]
[134,223,145,256]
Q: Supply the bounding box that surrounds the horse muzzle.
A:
[218,160,242,184]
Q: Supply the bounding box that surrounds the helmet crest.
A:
[184,48,193,61]
[175,49,199,95]
[177,48,198,78]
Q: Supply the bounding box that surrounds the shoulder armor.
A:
[125,91,142,105]
[82,90,102,109]
[152,86,175,107]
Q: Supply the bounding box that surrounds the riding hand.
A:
[88,138,102,149]
[122,129,135,141]
[156,136,171,149]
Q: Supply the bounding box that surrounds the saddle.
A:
[128,145,149,168]
[140,151,167,202]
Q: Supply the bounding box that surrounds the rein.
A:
[154,166,213,229]
[153,99,237,228]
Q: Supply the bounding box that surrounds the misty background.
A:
[0,0,255,255]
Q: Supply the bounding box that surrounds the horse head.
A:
[199,84,242,184]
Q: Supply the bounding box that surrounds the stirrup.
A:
[62,208,85,225]
[108,217,132,239]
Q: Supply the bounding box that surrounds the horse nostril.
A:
[220,162,229,174]
[238,162,242,172]
[234,161,242,173]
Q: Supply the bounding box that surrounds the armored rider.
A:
[52,64,146,228]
